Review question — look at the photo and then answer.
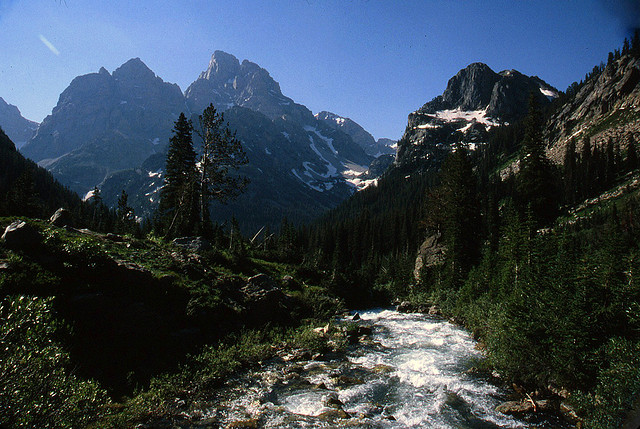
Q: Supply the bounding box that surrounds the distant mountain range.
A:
[4,53,566,231]
[10,52,396,231]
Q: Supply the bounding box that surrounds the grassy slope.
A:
[0,218,346,427]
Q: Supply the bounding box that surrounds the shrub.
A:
[0,295,108,427]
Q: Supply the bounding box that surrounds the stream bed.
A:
[199,309,565,428]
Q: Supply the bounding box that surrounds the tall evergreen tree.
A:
[516,95,558,227]
[115,190,136,235]
[627,138,638,172]
[563,139,578,205]
[6,170,42,218]
[427,145,480,289]
[90,186,104,230]
[158,113,198,237]
[195,104,249,235]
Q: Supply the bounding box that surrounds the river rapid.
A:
[202,309,562,428]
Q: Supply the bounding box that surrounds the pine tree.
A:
[627,138,639,173]
[516,95,558,226]
[623,38,631,56]
[579,137,593,199]
[158,113,198,237]
[428,144,480,290]
[7,170,42,218]
[563,139,577,205]
[90,186,103,230]
[632,30,640,58]
[605,139,616,188]
[116,190,134,234]
[195,104,249,235]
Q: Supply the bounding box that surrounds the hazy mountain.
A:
[95,52,376,230]
[0,97,38,149]
[21,58,187,195]
[315,111,396,157]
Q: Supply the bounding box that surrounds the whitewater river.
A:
[204,309,563,428]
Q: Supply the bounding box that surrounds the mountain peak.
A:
[113,58,156,81]
[440,63,500,111]
[201,50,240,82]
[0,97,38,148]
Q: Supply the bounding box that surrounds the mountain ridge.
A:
[0,97,38,149]
[17,52,382,230]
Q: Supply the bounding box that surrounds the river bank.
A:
[139,309,572,428]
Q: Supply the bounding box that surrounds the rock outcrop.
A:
[545,54,640,166]
[49,208,73,227]
[241,273,295,325]
[1,221,43,251]
[414,231,446,281]
[172,236,213,253]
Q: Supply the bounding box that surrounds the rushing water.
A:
[204,309,558,428]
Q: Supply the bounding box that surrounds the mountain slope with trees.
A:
[290,35,640,428]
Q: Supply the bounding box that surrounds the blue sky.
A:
[0,0,635,140]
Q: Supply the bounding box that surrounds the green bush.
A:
[573,338,640,429]
[0,295,108,428]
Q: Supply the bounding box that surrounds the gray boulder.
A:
[1,221,43,251]
[241,273,294,324]
[172,236,212,253]
[242,273,281,301]
[49,208,73,227]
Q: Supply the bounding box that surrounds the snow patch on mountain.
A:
[304,125,338,155]
[83,189,95,202]
[539,87,559,100]
[427,107,501,128]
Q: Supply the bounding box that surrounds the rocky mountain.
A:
[0,97,38,149]
[544,54,640,165]
[395,62,558,171]
[69,52,378,230]
[21,58,187,195]
[185,51,314,125]
[315,111,396,157]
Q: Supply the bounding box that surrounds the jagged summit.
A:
[395,62,558,170]
[20,58,186,193]
[185,51,310,123]
[113,57,157,81]
[200,50,241,82]
[438,62,500,112]
[418,62,557,121]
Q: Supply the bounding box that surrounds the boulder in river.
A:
[317,408,350,420]
[226,418,259,428]
[324,392,344,408]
